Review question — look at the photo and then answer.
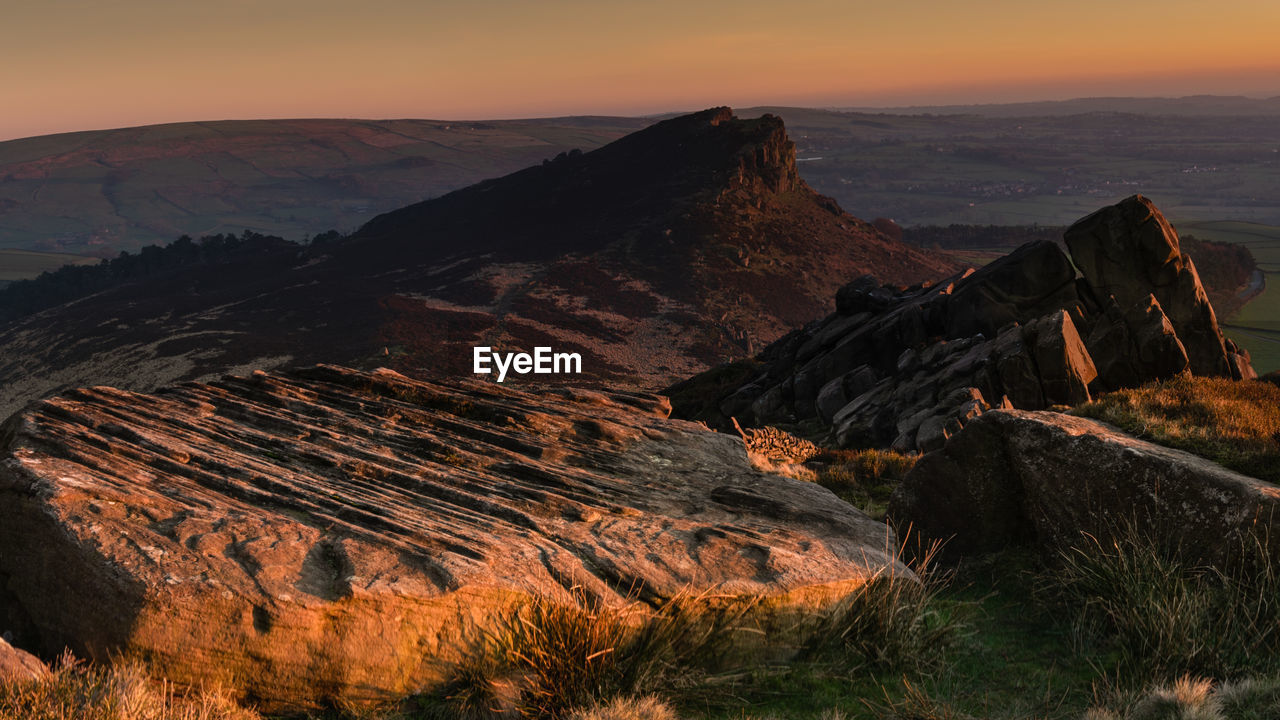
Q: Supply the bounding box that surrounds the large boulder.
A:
[1065,195,1235,377]
[888,409,1280,563]
[0,365,901,710]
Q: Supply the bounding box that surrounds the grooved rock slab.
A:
[888,409,1280,562]
[0,365,898,710]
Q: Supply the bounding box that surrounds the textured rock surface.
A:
[0,365,900,709]
[672,196,1254,451]
[888,409,1280,562]
[1065,195,1236,377]
[0,637,47,683]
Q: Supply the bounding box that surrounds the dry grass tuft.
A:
[1086,674,1280,720]
[565,695,680,720]
[810,448,919,520]
[0,655,257,720]
[427,588,762,720]
[1074,376,1280,482]
[803,535,959,674]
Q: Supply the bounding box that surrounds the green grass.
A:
[1038,520,1280,681]
[685,552,1100,720]
[810,449,918,520]
[1072,375,1280,482]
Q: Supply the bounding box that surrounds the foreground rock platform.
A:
[0,365,898,709]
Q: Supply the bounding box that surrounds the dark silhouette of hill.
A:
[0,108,960,416]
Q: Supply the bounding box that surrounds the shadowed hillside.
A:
[0,108,959,417]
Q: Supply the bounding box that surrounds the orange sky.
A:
[2,0,1279,141]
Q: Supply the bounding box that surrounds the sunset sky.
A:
[3,0,1279,141]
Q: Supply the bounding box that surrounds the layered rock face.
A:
[1065,195,1234,377]
[887,410,1280,562]
[0,365,900,709]
[676,195,1253,451]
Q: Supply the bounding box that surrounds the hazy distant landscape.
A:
[3,98,1279,260]
[0,117,647,254]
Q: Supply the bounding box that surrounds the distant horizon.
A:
[4,0,1278,142]
[4,90,1280,144]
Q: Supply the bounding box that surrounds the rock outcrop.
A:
[0,365,901,710]
[887,410,1280,562]
[1065,195,1233,377]
[672,196,1254,451]
[0,637,47,684]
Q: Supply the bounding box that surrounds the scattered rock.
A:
[0,636,47,683]
[0,365,902,710]
[887,409,1280,563]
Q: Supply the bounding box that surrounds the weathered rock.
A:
[1025,309,1096,406]
[1065,195,1233,377]
[1085,294,1190,392]
[674,197,1254,452]
[0,365,901,710]
[0,637,47,683]
[888,409,1280,563]
[943,240,1082,339]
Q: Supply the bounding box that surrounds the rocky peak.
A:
[1065,194,1232,376]
[672,196,1254,452]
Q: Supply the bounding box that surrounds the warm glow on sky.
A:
[3,0,1279,141]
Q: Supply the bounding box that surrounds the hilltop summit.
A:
[0,109,958,414]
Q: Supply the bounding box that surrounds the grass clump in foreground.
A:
[1085,675,1280,720]
[423,588,763,720]
[1038,520,1280,682]
[1073,375,1280,482]
[425,544,960,720]
[809,449,918,520]
[802,539,957,674]
[0,655,257,720]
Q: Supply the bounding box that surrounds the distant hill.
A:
[0,116,649,254]
[735,105,1280,227]
[0,108,960,417]
[841,95,1280,117]
[6,99,1280,258]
